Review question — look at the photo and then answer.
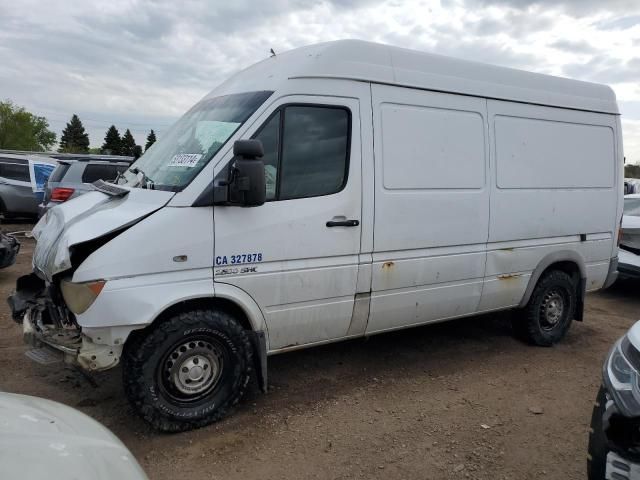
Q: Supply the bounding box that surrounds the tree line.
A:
[0,100,156,158]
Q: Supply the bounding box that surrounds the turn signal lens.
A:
[60,279,106,314]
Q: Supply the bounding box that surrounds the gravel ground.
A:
[0,226,637,479]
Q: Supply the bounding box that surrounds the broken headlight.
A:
[604,336,640,417]
[60,279,106,315]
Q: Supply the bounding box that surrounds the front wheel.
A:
[122,309,253,432]
[513,270,577,346]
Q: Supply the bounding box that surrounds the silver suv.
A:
[40,156,132,216]
[0,153,56,220]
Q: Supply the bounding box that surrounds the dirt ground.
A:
[0,226,638,480]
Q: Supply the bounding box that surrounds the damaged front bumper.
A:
[9,274,121,372]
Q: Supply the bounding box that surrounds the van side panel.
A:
[367,84,490,334]
[479,100,618,311]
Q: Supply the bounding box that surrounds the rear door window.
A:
[81,164,124,183]
[0,163,30,182]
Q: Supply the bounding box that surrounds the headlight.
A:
[604,337,640,417]
[60,279,106,314]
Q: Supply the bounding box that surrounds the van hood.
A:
[32,188,174,281]
[0,392,147,479]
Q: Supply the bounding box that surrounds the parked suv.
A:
[40,156,132,216]
[0,153,56,220]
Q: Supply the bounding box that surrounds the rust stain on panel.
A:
[382,261,394,270]
[497,273,521,280]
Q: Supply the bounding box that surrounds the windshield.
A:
[624,197,640,217]
[119,91,273,191]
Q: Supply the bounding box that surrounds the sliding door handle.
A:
[326,219,359,227]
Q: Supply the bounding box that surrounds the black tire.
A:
[122,309,253,432]
[587,385,608,480]
[513,270,577,346]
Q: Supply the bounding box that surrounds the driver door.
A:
[213,95,363,351]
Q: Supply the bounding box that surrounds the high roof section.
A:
[221,40,618,115]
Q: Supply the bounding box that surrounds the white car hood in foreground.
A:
[32,187,174,281]
[0,393,147,480]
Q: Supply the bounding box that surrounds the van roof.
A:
[235,40,618,115]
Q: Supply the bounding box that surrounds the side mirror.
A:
[214,139,266,207]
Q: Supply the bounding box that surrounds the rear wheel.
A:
[513,270,577,346]
[122,309,253,432]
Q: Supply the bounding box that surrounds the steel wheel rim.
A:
[540,289,566,331]
[159,337,225,403]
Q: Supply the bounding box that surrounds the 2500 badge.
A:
[215,253,263,266]
[215,266,258,276]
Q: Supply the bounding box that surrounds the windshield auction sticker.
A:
[168,153,203,168]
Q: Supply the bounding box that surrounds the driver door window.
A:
[253,105,350,201]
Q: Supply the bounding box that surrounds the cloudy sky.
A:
[1,0,639,162]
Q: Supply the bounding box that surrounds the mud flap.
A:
[248,330,268,393]
[576,277,586,322]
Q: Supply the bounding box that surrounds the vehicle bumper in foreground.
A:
[594,333,640,479]
[607,451,640,479]
[619,248,640,280]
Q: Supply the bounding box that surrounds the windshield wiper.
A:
[129,167,155,190]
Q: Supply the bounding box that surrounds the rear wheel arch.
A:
[519,251,585,308]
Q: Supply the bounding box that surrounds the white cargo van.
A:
[10,40,622,431]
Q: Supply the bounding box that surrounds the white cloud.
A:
[1,0,639,161]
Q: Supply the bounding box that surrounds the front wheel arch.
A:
[127,296,269,394]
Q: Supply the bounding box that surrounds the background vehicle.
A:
[10,40,623,432]
[0,153,56,220]
[40,155,132,216]
[619,194,640,279]
[625,178,640,195]
[588,320,640,479]
[0,392,147,479]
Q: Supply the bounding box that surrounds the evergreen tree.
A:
[121,129,137,157]
[133,144,143,159]
[145,129,157,151]
[101,125,121,155]
[58,114,90,153]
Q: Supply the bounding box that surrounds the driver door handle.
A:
[326,219,359,227]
